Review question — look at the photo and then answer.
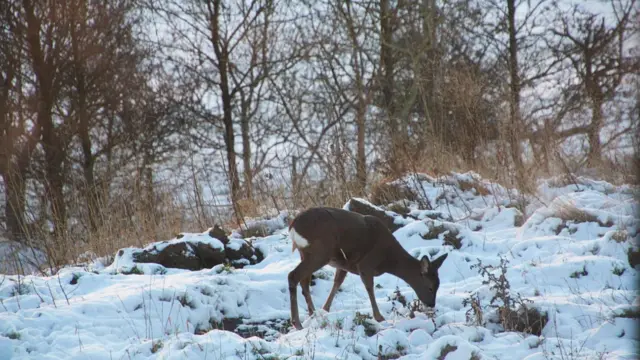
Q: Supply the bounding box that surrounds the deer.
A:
[287,206,449,330]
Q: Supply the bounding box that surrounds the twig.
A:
[45,282,58,308]
[56,272,71,305]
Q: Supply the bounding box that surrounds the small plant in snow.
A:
[471,257,548,335]
[569,265,588,279]
[408,299,425,318]
[177,293,196,309]
[612,264,625,276]
[151,340,163,353]
[610,229,628,243]
[390,286,407,307]
[5,331,21,340]
[217,262,234,274]
[11,283,29,296]
[70,273,82,285]
[437,344,457,360]
[353,311,377,336]
[120,265,143,275]
[463,292,483,326]
[376,343,406,360]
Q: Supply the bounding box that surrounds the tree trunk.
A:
[240,108,252,200]
[72,0,101,232]
[380,0,402,176]
[355,101,367,194]
[507,0,525,189]
[4,167,27,241]
[24,0,67,245]
[586,86,603,167]
[208,0,240,207]
[421,0,437,136]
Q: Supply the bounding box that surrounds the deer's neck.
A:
[384,246,421,283]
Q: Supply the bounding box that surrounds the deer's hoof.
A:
[374,314,385,323]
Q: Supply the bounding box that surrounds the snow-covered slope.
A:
[1,173,638,360]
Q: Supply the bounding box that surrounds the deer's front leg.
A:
[300,276,316,315]
[288,270,303,330]
[322,268,347,311]
[288,256,327,330]
[359,273,385,323]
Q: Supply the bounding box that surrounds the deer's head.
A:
[409,253,448,307]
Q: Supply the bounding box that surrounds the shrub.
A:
[471,257,547,335]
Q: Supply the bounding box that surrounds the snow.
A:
[1,173,638,359]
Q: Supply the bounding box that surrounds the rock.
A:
[225,239,261,268]
[208,225,230,245]
[132,241,226,271]
[346,198,403,233]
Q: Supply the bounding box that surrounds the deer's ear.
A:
[420,256,430,273]
[431,253,448,271]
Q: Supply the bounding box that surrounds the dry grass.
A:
[11,178,197,273]
[550,198,612,227]
[610,230,628,243]
[437,344,458,360]
[370,179,417,205]
[457,178,491,196]
[421,222,462,249]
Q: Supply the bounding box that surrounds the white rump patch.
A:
[289,227,310,248]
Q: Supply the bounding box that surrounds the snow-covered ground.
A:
[1,173,638,360]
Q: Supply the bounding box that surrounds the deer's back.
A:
[290,207,395,270]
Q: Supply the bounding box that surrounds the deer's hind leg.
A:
[288,254,327,330]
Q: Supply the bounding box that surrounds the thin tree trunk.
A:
[71,0,101,232]
[421,0,437,136]
[586,85,603,167]
[507,0,525,189]
[380,0,402,176]
[207,0,240,207]
[4,168,27,241]
[355,102,366,194]
[241,108,252,200]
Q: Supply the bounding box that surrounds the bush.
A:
[471,257,547,336]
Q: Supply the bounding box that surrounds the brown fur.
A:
[286,206,448,330]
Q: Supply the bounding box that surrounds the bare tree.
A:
[549,0,638,167]
[0,0,41,242]
[22,0,72,242]
[146,0,299,217]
